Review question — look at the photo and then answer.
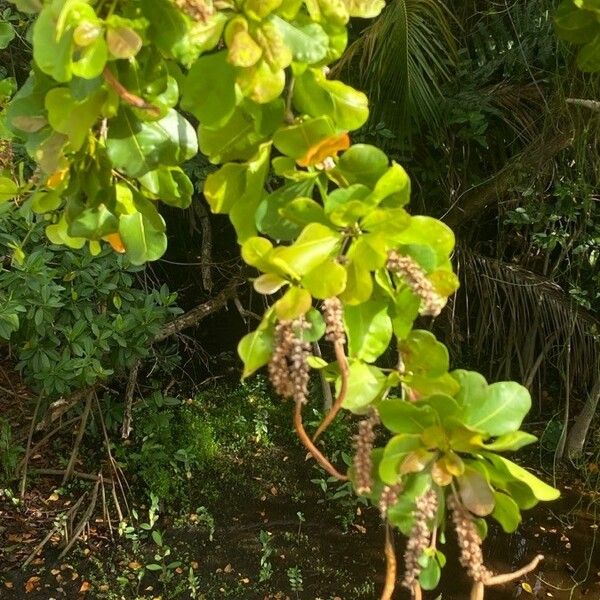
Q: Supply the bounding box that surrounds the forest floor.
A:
[0,370,599,600]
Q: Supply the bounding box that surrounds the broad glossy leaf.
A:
[69,205,118,239]
[554,0,598,44]
[254,273,287,294]
[182,51,237,127]
[0,177,18,203]
[400,330,449,378]
[378,398,437,434]
[390,287,420,339]
[273,115,337,160]
[138,166,193,208]
[238,328,274,379]
[271,16,329,63]
[480,431,538,452]
[275,286,312,319]
[379,434,422,484]
[344,299,392,362]
[33,3,74,82]
[492,492,521,533]
[341,361,386,413]
[340,258,373,305]
[336,143,388,188]
[577,33,600,71]
[107,108,198,178]
[394,216,455,264]
[345,0,385,17]
[204,162,247,213]
[485,454,560,502]
[302,259,347,298]
[419,557,441,591]
[367,163,411,207]
[119,211,167,264]
[0,21,15,49]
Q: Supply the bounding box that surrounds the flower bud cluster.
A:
[174,0,214,22]
[387,251,445,317]
[353,410,379,494]
[402,489,438,590]
[268,318,311,404]
[379,483,403,519]
[447,494,491,583]
[321,297,346,345]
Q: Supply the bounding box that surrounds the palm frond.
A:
[334,0,457,135]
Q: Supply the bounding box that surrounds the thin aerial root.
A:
[381,523,397,600]
[413,582,423,600]
[484,555,544,586]
[470,582,485,600]
[312,340,348,441]
[294,399,347,481]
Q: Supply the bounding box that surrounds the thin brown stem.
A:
[63,392,93,484]
[293,399,347,481]
[413,582,423,600]
[470,582,484,600]
[102,67,160,117]
[20,394,43,499]
[484,554,544,586]
[381,523,397,600]
[312,340,348,441]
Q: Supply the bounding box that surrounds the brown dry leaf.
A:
[128,561,143,571]
[241,578,250,584]
[190,561,199,569]
[223,564,233,573]
[24,576,40,593]
[79,581,92,593]
[4,581,14,589]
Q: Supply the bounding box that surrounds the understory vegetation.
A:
[0,0,599,599]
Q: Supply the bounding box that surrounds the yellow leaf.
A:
[521,582,533,594]
[128,561,143,570]
[79,581,92,593]
[297,133,350,167]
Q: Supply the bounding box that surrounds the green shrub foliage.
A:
[0,202,179,396]
[0,0,567,595]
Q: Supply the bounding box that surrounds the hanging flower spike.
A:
[353,409,379,494]
[379,483,403,520]
[173,0,214,22]
[402,489,438,592]
[387,250,445,317]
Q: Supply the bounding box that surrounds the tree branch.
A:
[484,554,544,586]
[380,523,397,600]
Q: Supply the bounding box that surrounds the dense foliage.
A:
[4,0,594,598]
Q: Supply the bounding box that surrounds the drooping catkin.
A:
[268,318,311,404]
[387,251,445,317]
[353,409,379,494]
[321,297,346,345]
[379,483,403,519]
[402,489,438,590]
[447,494,491,583]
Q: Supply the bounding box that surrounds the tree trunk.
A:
[566,376,600,459]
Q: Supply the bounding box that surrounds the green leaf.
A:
[273,115,337,160]
[419,558,441,591]
[119,211,167,264]
[142,1,227,67]
[293,68,369,131]
[69,205,118,239]
[341,361,386,413]
[460,379,531,437]
[107,108,198,178]
[345,0,385,18]
[387,473,431,534]
[273,223,342,277]
[492,492,521,533]
[274,286,312,319]
[480,431,538,452]
[271,16,329,64]
[45,87,105,151]
[204,162,247,214]
[394,216,455,265]
[182,51,237,127]
[577,33,600,72]
[390,287,420,339]
[336,144,389,187]
[378,398,437,434]
[379,434,422,484]
[554,0,598,44]
[0,21,15,50]
[340,258,372,305]
[485,454,560,502]
[302,259,347,299]
[138,167,193,209]
[0,177,18,203]
[367,162,411,207]
[238,328,274,378]
[344,299,392,362]
[400,330,449,378]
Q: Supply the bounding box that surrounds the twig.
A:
[102,67,160,116]
[59,478,100,558]
[312,340,348,440]
[413,582,423,600]
[485,554,544,586]
[566,98,600,111]
[30,468,114,484]
[380,522,397,600]
[470,582,484,600]
[20,394,43,499]
[195,200,213,292]
[293,398,347,481]
[121,359,140,439]
[63,392,93,484]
